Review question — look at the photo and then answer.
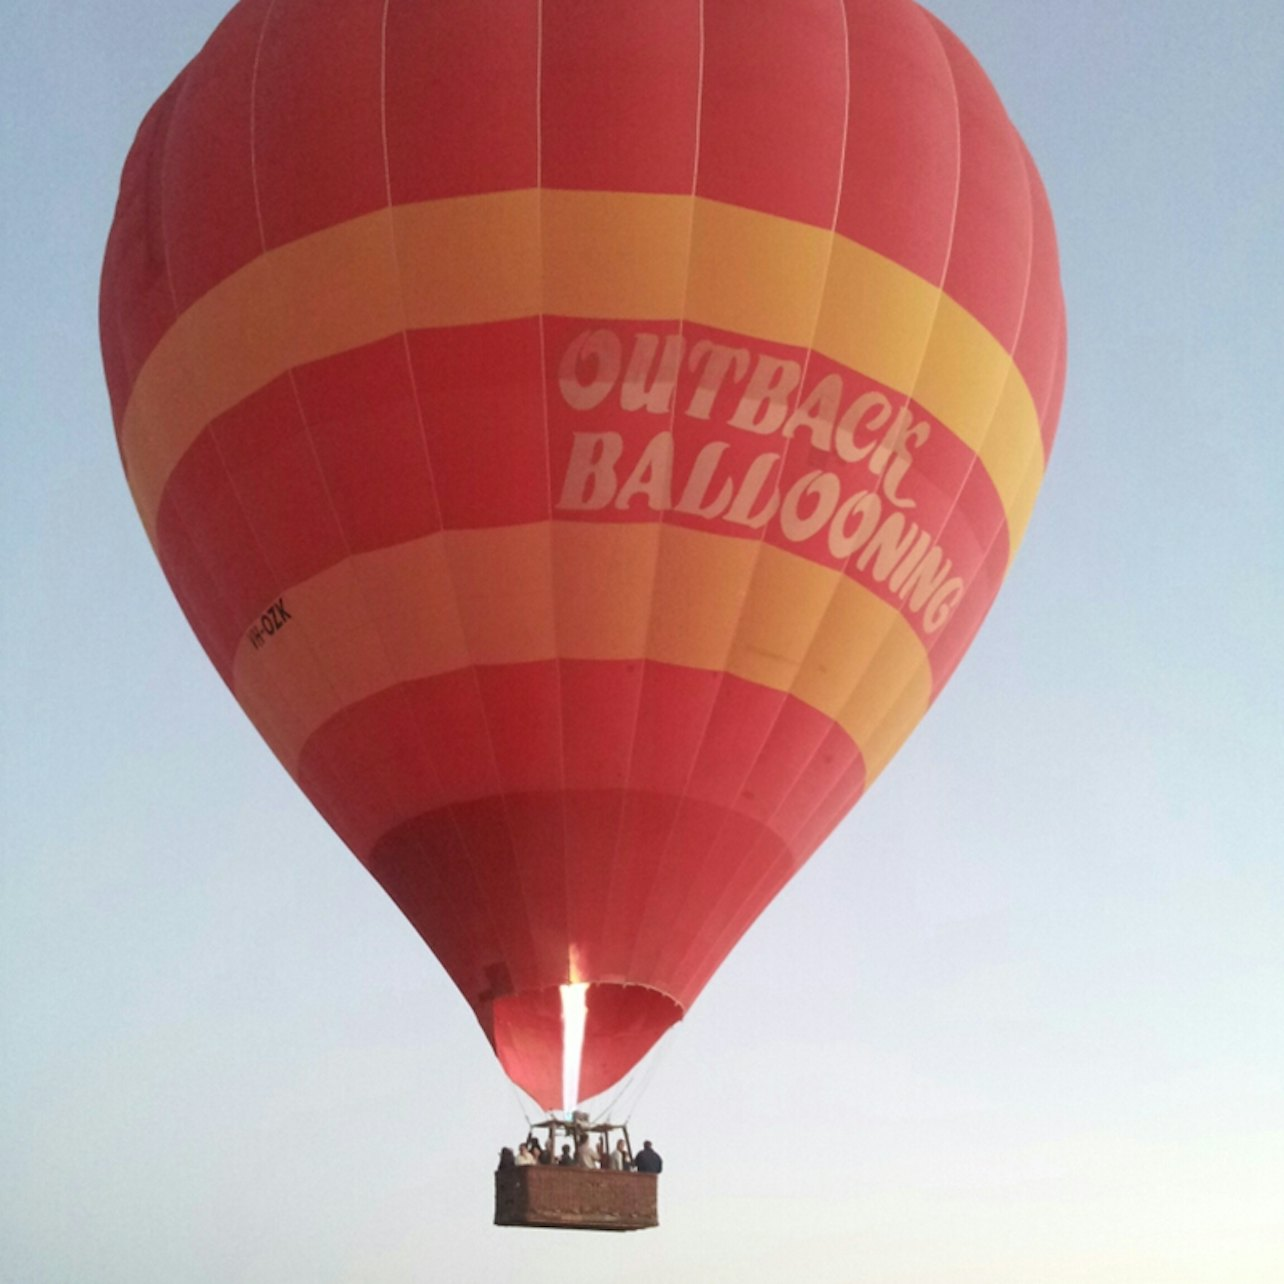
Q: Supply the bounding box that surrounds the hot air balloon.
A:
[101,0,1066,1116]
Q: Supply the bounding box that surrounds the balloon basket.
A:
[494,1168,658,1232]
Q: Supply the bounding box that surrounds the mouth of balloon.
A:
[487,982,683,1110]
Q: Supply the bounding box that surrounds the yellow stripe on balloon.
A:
[232,521,932,785]
[120,190,1047,555]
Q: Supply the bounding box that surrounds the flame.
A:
[560,981,589,1112]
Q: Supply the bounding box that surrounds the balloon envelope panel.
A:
[102,0,1065,1109]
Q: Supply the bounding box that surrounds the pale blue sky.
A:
[2,2,1282,1281]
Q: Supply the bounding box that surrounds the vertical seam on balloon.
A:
[140,31,237,648]
[1020,143,1064,468]
[264,4,507,985]
[627,0,856,989]
[244,2,387,815]
[781,9,966,800]
[103,254,136,459]
[918,157,1035,596]
[914,151,1066,686]
[110,46,187,535]
[802,3,965,713]
[787,5,966,749]
[140,64,248,688]
[663,0,973,999]
[880,39,1039,669]
[372,0,539,996]
[146,1,428,932]
[155,66,184,354]
[375,0,513,981]
[240,0,419,867]
[533,0,576,994]
[372,0,511,989]
[601,0,707,988]
[151,3,332,742]
[1034,155,1069,461]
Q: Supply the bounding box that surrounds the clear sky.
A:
[2,2,1282,1281]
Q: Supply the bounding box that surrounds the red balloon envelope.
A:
[102,0,1065,1109]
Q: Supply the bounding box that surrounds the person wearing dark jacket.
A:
[634,1140,663,1174]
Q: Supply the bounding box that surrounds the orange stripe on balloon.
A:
[118,191,1047,555]
[231,521,931,788]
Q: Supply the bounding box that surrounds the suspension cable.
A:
[623,1026,677,1124]
[503,1073,534,1134]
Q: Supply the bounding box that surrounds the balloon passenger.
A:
[634,1141,662,1174]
